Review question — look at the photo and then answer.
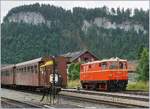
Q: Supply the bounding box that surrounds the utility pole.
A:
[52,55,56,104]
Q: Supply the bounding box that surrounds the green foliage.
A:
[137,45,144,59]
[136,48,149,81]
[68,63,80,80]
[1,4,149,64]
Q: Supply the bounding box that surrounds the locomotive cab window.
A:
[119,62,123,69]
[101,62,107,70]
[119,62,127,69]
[27,66,30,72]
[109,61,118,69]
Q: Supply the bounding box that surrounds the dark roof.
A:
[61,50,98,62]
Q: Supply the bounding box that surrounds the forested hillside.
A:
[1,3,149,64]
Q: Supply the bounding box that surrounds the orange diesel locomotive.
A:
[80,57,128,91]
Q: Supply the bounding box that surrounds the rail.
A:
[60,89,149,108]
[1,97,43,108]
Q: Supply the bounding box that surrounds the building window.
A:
[84,58,89,62]
[78,58,81,62]
[89,65,91,68]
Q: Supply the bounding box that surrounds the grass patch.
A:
[67,80,149,91]
[67,79,81,88]
[127,81,149,91]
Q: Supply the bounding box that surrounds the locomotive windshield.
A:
[109,61,118,69]
[101,62,107,70]
[119,61,127,69]
[109,61,127,69]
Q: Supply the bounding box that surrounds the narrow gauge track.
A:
[2,87,149,108]
[62,89,149,101]
[64,88,149,96]
[120,90,149,96]
[1,97,43,108]
[60,89,149,108]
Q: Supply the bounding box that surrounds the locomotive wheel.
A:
[107,81,114,91]
[81,83,87,90]
[107,81,118,91]
[122,81,128,91]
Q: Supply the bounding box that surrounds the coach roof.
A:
[15,57,43,66]
[1,64,15,70]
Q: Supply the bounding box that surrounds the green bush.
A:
[136,48,149,81]
[68,63,80,80]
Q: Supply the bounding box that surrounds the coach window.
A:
[19,68,21,72]
[101,62,107,70]
[31,66,33,73]
[27,66,30,72]
[34,65,37,73]
[28,66,31,72]
[4,71,6,76]
[24,67,26,72]
[2,71,4,76]
[1,72,3,76]
[5,71,7,76]
[6,71,8,76]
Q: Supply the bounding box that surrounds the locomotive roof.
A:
[15,57,43,66]
[83,57,127,65]
[1,64,15,70]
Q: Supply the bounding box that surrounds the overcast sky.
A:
[1,1,149,23]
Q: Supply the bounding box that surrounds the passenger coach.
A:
[1,56,67,89]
